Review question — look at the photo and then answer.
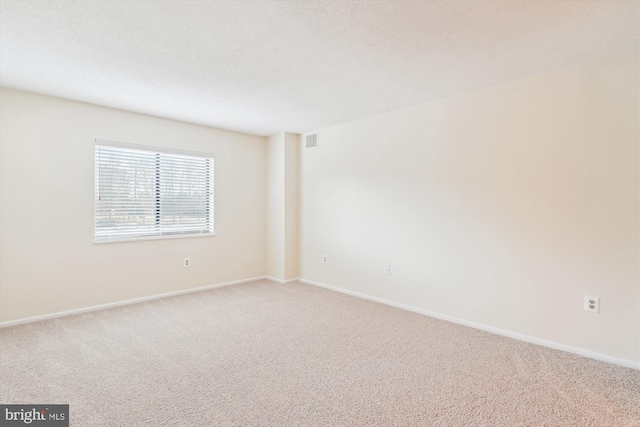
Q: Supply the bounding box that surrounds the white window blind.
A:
[95,140,214,242]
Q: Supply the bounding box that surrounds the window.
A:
[95,140,214,242]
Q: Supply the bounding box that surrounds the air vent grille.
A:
[305,133,319,148]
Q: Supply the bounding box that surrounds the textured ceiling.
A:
[1,1,638,136]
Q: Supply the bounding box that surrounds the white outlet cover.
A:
[584,295,599,313]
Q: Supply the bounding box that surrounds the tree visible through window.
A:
[94,140,214,241]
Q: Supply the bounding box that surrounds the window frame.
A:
[94,139,215,244]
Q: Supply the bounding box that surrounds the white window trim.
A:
[94,232,214,244]
[94,139,215,244]
[95,139,215,159]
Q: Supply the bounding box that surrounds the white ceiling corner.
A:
[1,0,638,137]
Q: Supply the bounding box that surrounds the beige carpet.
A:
[1,279,639,426]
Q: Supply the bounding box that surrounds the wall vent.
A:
[305,133,319,149]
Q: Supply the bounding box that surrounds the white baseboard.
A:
[0,276,267,328]
[265,276,300,284]
[298,278,640,370]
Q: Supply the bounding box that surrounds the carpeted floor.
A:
[1,279,639,426]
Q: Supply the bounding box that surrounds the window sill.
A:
[94,232,215,244]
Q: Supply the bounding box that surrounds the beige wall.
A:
[0,88,267,322]
[299,49,640,363]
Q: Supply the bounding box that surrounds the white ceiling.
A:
[1,1,638,137]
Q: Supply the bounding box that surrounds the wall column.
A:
[266,132,299,281]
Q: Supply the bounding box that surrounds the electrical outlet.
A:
[384,265,391,275]
[183,258,191,268]
[584,296,599,313]
[322,254,328,264]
